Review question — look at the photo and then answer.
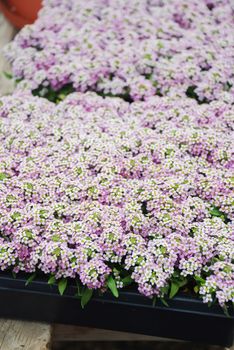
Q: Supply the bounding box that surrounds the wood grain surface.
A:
[0,319,51,350]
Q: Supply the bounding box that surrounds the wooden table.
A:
[0,320,233,350]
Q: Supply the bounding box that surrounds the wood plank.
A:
[52,325,176,342]
[0,319,51,350]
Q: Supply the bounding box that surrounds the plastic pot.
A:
[0,272,233,347]
[0,0,42,28]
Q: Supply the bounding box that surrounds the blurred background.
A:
[0,12,15,95]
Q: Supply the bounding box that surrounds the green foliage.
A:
[0,172,8,181]
[58,278,67,295]
[185,85,208,104]
[194,275,206,284]
[3,71,13,79]
[107,275,119,298]
[81,288,93,309]
[209,206,228,223]
[32,84,75,104]
[160,298,169,307]
[25,272,36,286]
[48,275,56,285]
[222,305,230,317]
[122,275,133,287]
[169,277,187,299]
[11,212,21,221]
[169,282,180,299]
[152,296,157,307]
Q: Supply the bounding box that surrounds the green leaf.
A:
[209,206,223,217]
[186,85,199,100]
[107,275,119,298]
[53,247,61,257]
[169,282,180,299]
[177,277,188,288]
[209,206,228,223]
[152,296,157,307]
[11,212,21,221]
[122,275,133,287]
[3,71,13,80]
[194,285,199,293]
[81,288,93,309]
[161,285,170,295]
[48,275,56,285]
[169,277,187,299]
[51,234,61,242]
[58,278,67,296]
[194,275,205,284]
[25,272,36,286]
[75,280,82,297]
[0,172,8,181]
[160,298,169,307]
[223,305,230,318]
[25,229,33,239]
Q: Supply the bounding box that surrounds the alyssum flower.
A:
[0,92,233,308]
[4,0,234,103]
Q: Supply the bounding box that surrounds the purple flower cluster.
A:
[0,92,233,307]
[4,0,234,103]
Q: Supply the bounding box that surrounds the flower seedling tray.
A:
[0,273,233,347]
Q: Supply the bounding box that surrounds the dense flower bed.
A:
[0,92,233,308]
[4,0,234,103]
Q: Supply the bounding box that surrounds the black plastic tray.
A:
[0,273,233,347]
